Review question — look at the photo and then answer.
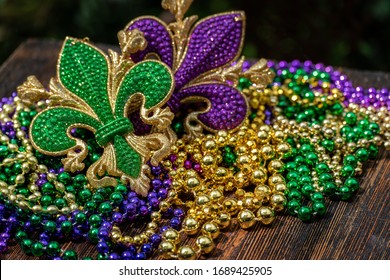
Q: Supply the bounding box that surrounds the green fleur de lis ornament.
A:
[18,30,176,196]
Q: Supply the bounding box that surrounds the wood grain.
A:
[0,39,388,260]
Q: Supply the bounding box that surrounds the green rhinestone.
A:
[368,144,379,159]
[312,202,326,216]
[344,178,359,192]
[343,155,357,167]
[89,214,102,227]
[286,199,301,215]
[57,172,72,184]
[305,152,318,166]
[298,206,312,222]
[88,228,99,243]
[30,214,42,226]
[20,239,33,254]
[355,148,369,162]
[222,150,237,166]
[287,189,302,201]
[47,241,61,256]
[31,242,45,257]
[63,250,78,260]
[75,212,87,224]
[237,77,252,90]
[338,186,352,200]
[340,165,355,177]
[110,192,123,206]
[40,195,53,207]
[315,163,329,174]
[368,122,380,134]
[42,182,55,195]
[345,112,357,125]
[44,220,57,233]
[99,202,112,215]
[323,182,337,196]
[60,221,73,234]
[311,192,325,202]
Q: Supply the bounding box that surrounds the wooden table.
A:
[0,39,389,260]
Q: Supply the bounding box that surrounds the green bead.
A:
[42,182,55,195]
[352,126,363,137]
[89,214,102,227]
[237,77,252,90]
[85,201,97,211]
[362,130,374,139]
[65,185,76,194]
[30,214,42,226]
[20,239,33,254]
[47,241,61,256]
[285,161,297,171]
[97,253,108,260]
[331,103,343,115]
[345,112,357,125]
[75,212,87,224]
[368,144,379,159]
[287,171,300,181]
[319,173,333,183]
[55,198,67,208]
[294,155,306,165]
[323,182,337,196]
[78,189,92,202]
[300,144,313,154]
[287,181,300,190]
[344,178,359,192]
[341,165,355,177]
[83,257,93,260]
[44,220,57,233]
[303,91,315,102]
[110,192,123,205]
[297,165,310,175]
[321,139,334,152]
[99,202,112,215]
[222,150,237,166]
[40,195,53,207]
[57,172,72,184]
[88,228,99,243]
[343,155,357,167]
[346,131,357,142]
[31,242,45,257]
[287,200,301,215]
[338,186,352,200]
[355,148,369,162]
[61,221,73,234]
[287,189,302,201]
[368,122,380,134]
[92,193,104,203]
[300,175,312,186]
[0,145,8,156]
[305,152,318,166]
[115,184,128,195]
[312,202,326,216]
[340,126,351,135]
[301,184,315,197]
[15,231,28,242]
[315,163,329,174]
[63,250,78,260]
[296,112,307,123]
[358,118,369,129]
[311,192,325,202]
[73,174,87,187]
[298,206,312,222]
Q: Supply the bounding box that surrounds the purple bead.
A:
[101,221,112,230]
[170,217,181,230]
[162,179,172,188]
[98,228,110,240]
[139,205,149,216]
[0,241,7,253]
[140,243,153,257]
[135,252,146,260]
[149,234,162,248]
[112,212,123,223]
[158,188,168,199]
[109,252,120,260]
[97,241,110,254]
[151,165,162,176]
[193,163,202,172]
[173,208,185,220]
[151,179,162,189]
[122,250,135,260]
[1,232,10,241]
[184,160,192,169]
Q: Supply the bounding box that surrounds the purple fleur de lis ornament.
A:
[126,0,274,138]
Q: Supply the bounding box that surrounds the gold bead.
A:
[202,155,215,166]
[257,206,275,225]
[268,159,284,173]
[268,174,285,187]
[178,246,197,260]
[215,167,228,180]
[37,164,48,173]
[151,211,161,222]
[186,177,200,189]
[275,183,287,192]
[277,143,291,154]
[196,194,210,206]
[238,155,250,164]
[238,209,256,229]
[254,185,271,202]
[202,222,220,239]
[162,229,180,244]
[209,189,223,201]
[251,168,267,184]
[159,241,176,259]
[147,222,158,230]
[196,235,215,254]
[159,201,170,212]
[15,174,25,185]
[223,199,239,215]
[182,217,200,235]
[261,145,275,160]
[270,193,286,211]
[121,236,134,246]
[217,212,231,229]
[204,139,217,151]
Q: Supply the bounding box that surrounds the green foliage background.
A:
[0,0,389,71]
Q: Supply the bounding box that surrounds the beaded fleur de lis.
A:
[126,0,274,138]
[18,31,175,196]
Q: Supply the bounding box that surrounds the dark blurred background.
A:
[0,0,389,71]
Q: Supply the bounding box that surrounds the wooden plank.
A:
[0,39,389,260]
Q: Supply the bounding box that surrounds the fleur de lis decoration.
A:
[126,0,274,137]
[18,31,175,196]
